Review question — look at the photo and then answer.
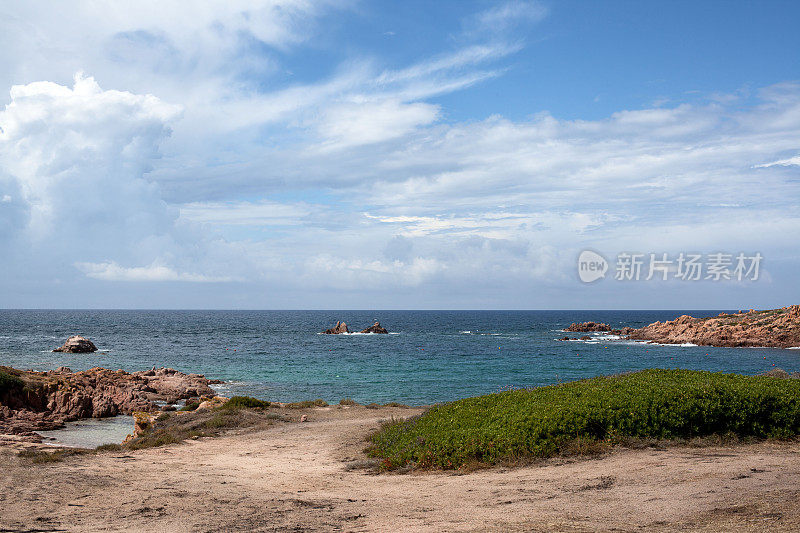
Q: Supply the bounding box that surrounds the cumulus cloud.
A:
[0,2,798,308]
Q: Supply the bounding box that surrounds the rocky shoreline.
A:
[566,305,800,348]
[0,365,218,441]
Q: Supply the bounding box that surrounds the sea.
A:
[4,309,797,447]
[3,309,798,405]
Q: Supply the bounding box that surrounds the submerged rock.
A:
[323,321,350,334]
[53,335,97,353]
[360,322,389,334]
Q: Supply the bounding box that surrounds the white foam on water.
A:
[787,346,800,350]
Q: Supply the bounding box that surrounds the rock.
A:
[196,396,229,410]
[55,366,72,373]
[0,365,217,435]
[323,321,350,334]
[627,305,800,348]
[300,414,308,422]
[52,335,97,353]
[124,412,155,443]
[565,322,612,333]
[360,321,389,334]
[580,335,592,340]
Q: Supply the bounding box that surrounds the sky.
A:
[0,0,799,310]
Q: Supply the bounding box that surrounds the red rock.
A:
[323,321,350,334]
[0,366,216,437]
[360,322,389,334]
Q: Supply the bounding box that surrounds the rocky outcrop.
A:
[53,335,97,353]
[0,366,216,438]
[323,321,350,334]
[629,306,800,348]
[360,322,389,334]
[323,321,390,334]
[565,322,612,333]
[564,323,635,336]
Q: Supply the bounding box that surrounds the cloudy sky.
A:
[0,0,798,309]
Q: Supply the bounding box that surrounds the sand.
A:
[2,405,800,532]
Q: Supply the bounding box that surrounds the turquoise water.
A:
[1,310,798,405]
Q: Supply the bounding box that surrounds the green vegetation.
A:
[339,398,358,406]
[223,396,270,409]
[0,368,24,395]
[95,443,123,452]
[368,369,800,470]
[286,399,328,409]
[124,406,273,450]
[179,400,200,411]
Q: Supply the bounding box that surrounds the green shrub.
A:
[223,396,270,409]
[179,400,200,411]
[0,369,24,395]
[96,443,122,452]
[339,398,358,406]
[368,369,800,470]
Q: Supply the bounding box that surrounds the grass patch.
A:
[286,399,328,409]
[223,396,270,409]
[367,369,800,470]
[339,398,358,406]
[123,407,272,450]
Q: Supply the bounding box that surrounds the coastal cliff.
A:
[629,306,800,348]
[567,305,800,348]
[0,366,216,438]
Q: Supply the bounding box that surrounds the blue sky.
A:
[0,0,798,309]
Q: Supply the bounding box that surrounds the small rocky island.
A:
[322,321,389,334]
[52,335,98,353]
[566,305,800,348]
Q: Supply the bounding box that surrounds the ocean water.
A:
[1,310,798,406]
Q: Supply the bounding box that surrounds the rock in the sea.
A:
[565,322,612,333]
[360,321,389,334]
[53,335,98,353]
[628,305,800,348]
[323,321,350,334]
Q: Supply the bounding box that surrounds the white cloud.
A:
[318,99,439,149]
[75,261,234,282]
[754,155,800,168]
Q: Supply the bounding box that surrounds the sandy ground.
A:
[2,405,800,532]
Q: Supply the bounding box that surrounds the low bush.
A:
[368,369,800,470]
[0,368,24,395]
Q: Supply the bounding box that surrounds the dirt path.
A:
[2,405,800,532]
